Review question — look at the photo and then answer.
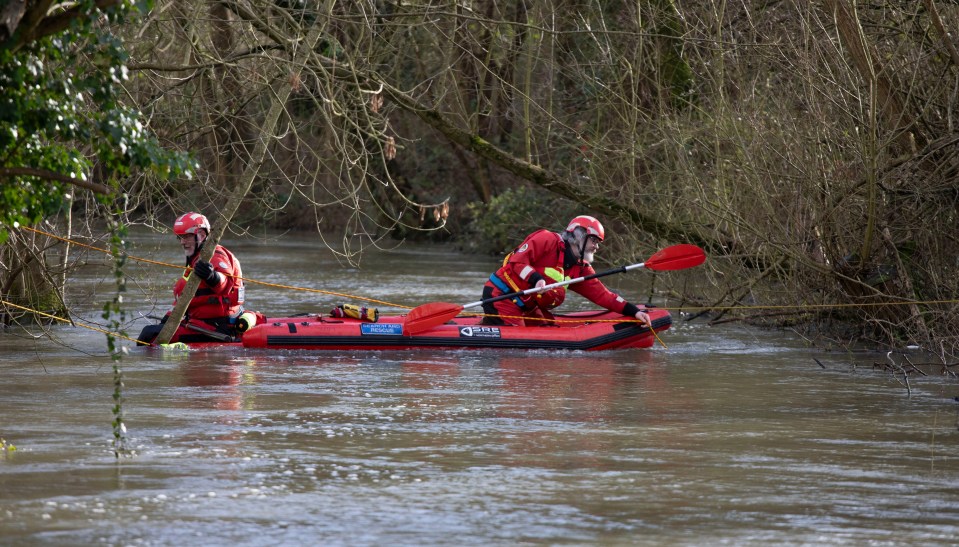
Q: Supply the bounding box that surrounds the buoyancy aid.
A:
[172,244,244,320]
[488,230,567,310]
[489,229,636,316]
[532,267,568,310]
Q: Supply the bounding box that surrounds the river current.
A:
[1,231,957,546]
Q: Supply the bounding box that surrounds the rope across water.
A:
[7,225,957,345]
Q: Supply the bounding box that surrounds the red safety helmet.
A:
[173,212,211,236]
[565,215,604,241]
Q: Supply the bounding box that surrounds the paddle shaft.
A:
[402,243,704,336]
[462,262,647,310]
[184,322,236,342]
[153,29,322,345]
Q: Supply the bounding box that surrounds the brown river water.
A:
[1,231,958,546]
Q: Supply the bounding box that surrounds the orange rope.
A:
[0,298,142,345]
[19,225,410,309]
[17,225,959,315]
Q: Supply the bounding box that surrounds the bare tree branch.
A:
[0,167,111,194]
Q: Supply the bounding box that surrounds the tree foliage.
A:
[4,0,958,358]
[119,0,954,355]
[0,0,193,244]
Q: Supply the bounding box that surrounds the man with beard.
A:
[480,215,651,327]
[137,212,246,344]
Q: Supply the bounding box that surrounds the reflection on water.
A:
[2,238,959,545]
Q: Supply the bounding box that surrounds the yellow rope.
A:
[667,300,959,311]
[12,226,668,331]
[3,295,672,350]
[14,225,956,353]
[0,298,143,346]
[14,225,959,324]
[19,225,410,309]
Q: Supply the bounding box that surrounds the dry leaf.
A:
[370,94,384,113]
[385,136,396,160]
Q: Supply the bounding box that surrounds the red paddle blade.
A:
[404,302,464,336]
[645,244,706,271]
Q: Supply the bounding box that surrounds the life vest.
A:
[489,229,633,316]
[533,267,568,310]
[491,247,568,310]
[543,267,566,288]
[172,245,244,320]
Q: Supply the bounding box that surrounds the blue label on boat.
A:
[361,323,403,335]
[458,326,501,339]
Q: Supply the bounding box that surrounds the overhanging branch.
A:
[0,166,111,194]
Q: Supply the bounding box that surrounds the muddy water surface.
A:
[1,233,957,545]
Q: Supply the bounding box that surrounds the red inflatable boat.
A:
[155,308,670,352]
[239,308,670,352]
[147,243,707,352]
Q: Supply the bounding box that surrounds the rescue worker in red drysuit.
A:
[480,215,651,327]
[137,212,247,344]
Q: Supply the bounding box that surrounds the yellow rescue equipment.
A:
[331,303,379,322]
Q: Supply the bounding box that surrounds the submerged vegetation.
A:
[1,1,958,360]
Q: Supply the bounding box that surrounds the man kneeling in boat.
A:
[137,212,247,344]
[481,215,651,327]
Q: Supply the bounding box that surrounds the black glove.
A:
[193,259,220,286]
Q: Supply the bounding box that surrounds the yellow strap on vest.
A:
[543,267,565,283]
[543,267,567,295]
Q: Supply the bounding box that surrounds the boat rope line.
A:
[6,229,655,334]
[1,296,667,350]
[0,297,143,346]
[13,225,959,316]
[17,225,409,310]
[5,288,955,350]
